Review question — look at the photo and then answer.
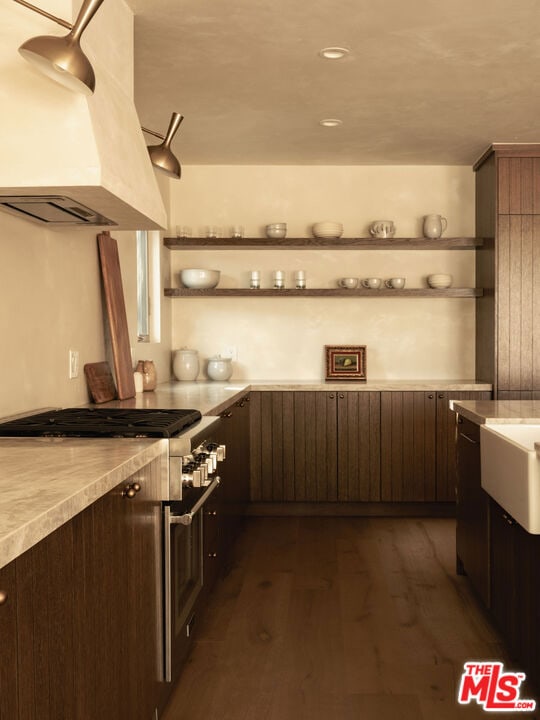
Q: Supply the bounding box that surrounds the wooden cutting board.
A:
[84,362,117,404]
[97,232,136,400]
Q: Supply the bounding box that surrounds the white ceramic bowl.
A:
[312,221,343,238]
[180,268,220,289]
[427,273,453,289]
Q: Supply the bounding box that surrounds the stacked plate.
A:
[312,221,343,239]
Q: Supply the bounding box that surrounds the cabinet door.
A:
[15,514,78,720]
[496,214,540,392]
[219,394,250,546]
[380,392,436,501]
[336,391,380,501]
[73,459,162,720]
[490,499,518,654]
[250,391,338,502]
[436,390,492,502]
[0,562,18,720]
[455,416,490,607]
[514,522,540,686]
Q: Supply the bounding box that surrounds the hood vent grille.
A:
[0,195,115,226]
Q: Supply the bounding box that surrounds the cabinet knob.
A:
[339,393,345,399]
[205,509,217,516]
[207,552,217,558]
[131,482,141,493]
[329,394,335,399]
[0,590,7,605]
[123,486,137,499]
[428,394,434,399]
[221,411,233,418]
[438,394,444,399]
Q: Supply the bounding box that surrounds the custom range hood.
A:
[0,0,167,230]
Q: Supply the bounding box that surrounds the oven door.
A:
[163,476,220,682]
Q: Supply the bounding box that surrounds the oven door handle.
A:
[170,476,221,525]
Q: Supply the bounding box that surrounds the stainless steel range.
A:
[0,406,227,684]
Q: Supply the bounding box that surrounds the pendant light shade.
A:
[145,113,184,180]
[17,0,105,95]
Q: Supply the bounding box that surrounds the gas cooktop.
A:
[0,408,203,438]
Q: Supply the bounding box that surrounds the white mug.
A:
[384,277,406,289]
[338,277,359,289]
[362,277,382,289]
[423,214,447,239]
[369,220,395,238]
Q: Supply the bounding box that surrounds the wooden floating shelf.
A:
[164,288,483,298]
[164,237,483,250]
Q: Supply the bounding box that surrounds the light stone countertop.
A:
[0,437,167,570]
[98,378,492,416]
[0,378,491,571]
[451,399,540,425]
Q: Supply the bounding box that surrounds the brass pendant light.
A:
[15,0,105,95]
[143,113,184,180]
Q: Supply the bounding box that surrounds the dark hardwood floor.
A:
[161,517,537,720]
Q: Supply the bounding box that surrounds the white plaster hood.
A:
[0,0,167,230]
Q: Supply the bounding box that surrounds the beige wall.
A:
[168,165,476,381]
[0,213,171,419]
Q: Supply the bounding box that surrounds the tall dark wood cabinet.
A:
[475,144,540,398]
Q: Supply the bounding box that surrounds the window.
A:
[136,230,161,343]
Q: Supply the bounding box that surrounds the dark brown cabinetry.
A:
[475,145,540,397]
[0,563,18,720]
[490,498,540,686]
[202,395,251,595]
[250,391,380,503]
[455,415,490,607]
[219,394,251,542]
[380,392,437,501]
[2,457,163,720]
[379,391,491,503]
[250,390,488,507]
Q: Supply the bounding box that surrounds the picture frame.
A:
[325,345,367,381]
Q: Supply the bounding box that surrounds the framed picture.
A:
[325,345,367,381]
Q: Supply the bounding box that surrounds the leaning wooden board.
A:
[97,232,136,399]
[84,361,117,404]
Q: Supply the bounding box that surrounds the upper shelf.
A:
[163,237,483,250]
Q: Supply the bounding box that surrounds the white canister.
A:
[207,355,233,382]
[172,348,200,382]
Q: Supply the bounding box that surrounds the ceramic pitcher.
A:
[423,214,448,238]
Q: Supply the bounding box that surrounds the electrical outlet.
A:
[221,345,238,361]
[69,349,79,379]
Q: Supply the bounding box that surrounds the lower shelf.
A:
[164,288,483,298]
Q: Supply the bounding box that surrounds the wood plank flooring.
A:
[161,517,537,720]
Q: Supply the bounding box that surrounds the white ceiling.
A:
[128,0,540,166]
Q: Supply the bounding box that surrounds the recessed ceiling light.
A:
[319,47,350,60]
[319,118,343,127]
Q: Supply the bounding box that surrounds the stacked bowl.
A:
[312,221,343,239]
[427,273,453,289]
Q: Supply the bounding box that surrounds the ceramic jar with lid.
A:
[173,348,200,382]
[207,355,233,382]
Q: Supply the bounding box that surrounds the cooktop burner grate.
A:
[0,408,203,438]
